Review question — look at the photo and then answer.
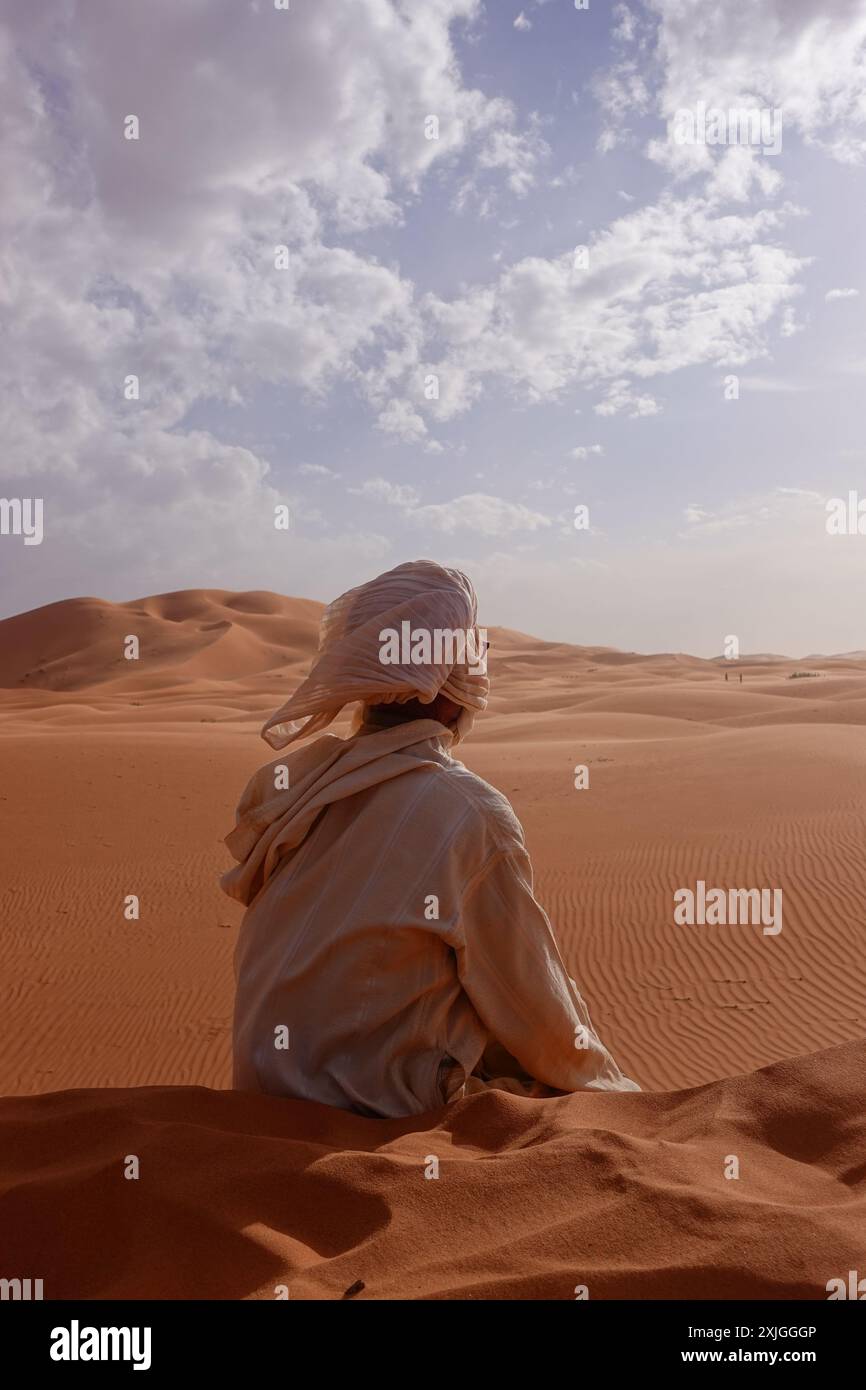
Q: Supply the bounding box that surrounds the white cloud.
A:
[376,398,430,445]
[825,287,860,301]
[594,383,661,418]
[9,0,537,237]
[594,62,652,154]
[612,4,639,46]
[298,463,340,478]
[674,488,823,540]
[349,478,421,507]
[343,481,553,539]
[0,0,544,576]
[3,0,860,656]
[570,444,604,459]
[407,493,552,536]
[477,121,547,196]
[513,12,532,32]
[636,0,866,179]
[392,195,804,431]
[702,146,784,206]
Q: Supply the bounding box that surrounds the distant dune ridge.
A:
[2,587,866,727]
[0,589,864,1298]
[0,590,323,692]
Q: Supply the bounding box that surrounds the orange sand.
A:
[1,589,864,1297]
[0,1041,862,1300]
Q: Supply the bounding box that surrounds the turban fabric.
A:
[260,559,489,749]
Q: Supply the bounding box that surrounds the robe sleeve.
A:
[455,846,640,1093]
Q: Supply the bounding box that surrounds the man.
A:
[222,559,638,1116]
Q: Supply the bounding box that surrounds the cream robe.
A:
[223,718,639,1116]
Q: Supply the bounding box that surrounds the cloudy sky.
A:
[2,0,866,654]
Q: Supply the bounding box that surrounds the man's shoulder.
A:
[426,754,525,853]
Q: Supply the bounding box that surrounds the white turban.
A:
[261,559,489,749]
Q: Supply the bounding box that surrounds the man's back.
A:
[229,720,638,1116]
[232,726,516,1115]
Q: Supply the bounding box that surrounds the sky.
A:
[1,0,866,655]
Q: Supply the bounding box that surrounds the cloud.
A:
[5,0,539,238]
[298,463,341,478]
[513,12,532,32]
[702,146,783,205]
[9,0,809,499]
[376,398,431,445]
[406,493,552,536]
[348,478,421,508]
[594,383,661,418]
[0,0,544,585]
[591,3,653,153]
[594,61,651,154]
[3,0,860,655]
[347,481,552,538]
[570,445,604,459]
[612,4,639,45]
[392,194,804,430]
[477,121,547,196]
[675,488,827,540]
[635,0,866,178]
[825,287,860,301]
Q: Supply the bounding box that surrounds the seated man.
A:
[222,559,638,1116]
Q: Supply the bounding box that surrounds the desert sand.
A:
[1,588,864,1298]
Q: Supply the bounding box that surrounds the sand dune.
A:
[1,590,865,1098]
[0,1040,862,1299]
[0,590,322,693]
[1,589,864,1296]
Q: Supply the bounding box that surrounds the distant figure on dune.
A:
[221,560,638,1116]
